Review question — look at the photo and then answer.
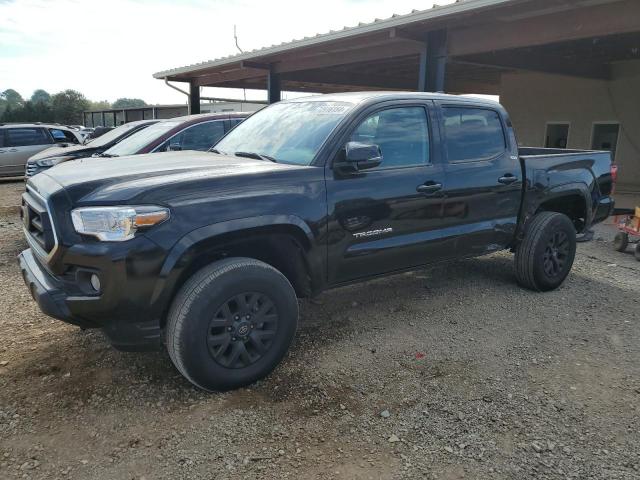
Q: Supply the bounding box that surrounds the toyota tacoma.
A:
[18,92,615,391]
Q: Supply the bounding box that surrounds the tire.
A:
[515,212,577,292]
[166,257,298,391]
[635,243,640,262]
[613,232,629,252]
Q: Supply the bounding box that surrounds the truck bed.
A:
[517,146,614,233]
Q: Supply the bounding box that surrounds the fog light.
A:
[90,274,101,292]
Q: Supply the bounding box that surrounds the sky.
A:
[0,0,457,105]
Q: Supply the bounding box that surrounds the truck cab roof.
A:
[285,91,501,107]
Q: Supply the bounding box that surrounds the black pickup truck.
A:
[18,92,615,391]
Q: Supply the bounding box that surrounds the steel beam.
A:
[267,68,281,104]
[189,82,201,114]
[418,29,447,92]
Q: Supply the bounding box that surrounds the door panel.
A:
[437,104,522,256]
[325,103,448,285]
[1,128,52,176]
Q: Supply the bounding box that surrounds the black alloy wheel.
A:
[207,292,278,368]
[542,231,570,278]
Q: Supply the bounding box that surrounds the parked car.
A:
[18,92,615,391]
[85,126,114,141]
[93,112,250,159]
[0,124,83,177]
[25,120,158,177]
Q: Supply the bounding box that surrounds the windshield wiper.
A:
[234,151,277,163]
[209,148,224,154]
[98,152,118,158]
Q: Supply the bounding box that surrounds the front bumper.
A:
[19,248,86,326]
[19,248,162,351]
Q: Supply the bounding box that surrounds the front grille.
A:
[25,163,39,177]
[21,188,56,255]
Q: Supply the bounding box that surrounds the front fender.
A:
[147,214,323,318]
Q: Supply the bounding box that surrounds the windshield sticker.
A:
[311,103,352,115]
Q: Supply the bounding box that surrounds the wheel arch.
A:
[151,215,323,328]
[532,183,592,234]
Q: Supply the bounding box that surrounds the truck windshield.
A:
[214,101,354,165]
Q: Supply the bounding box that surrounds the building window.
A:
[545,123,570,149]
[591,123,620,160]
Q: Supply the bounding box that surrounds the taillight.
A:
[611,164,618,194]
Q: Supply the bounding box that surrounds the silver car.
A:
[0,123,83,177]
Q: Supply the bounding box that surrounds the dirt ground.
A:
[0,179,638,480]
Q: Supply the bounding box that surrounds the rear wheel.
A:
[613,232,629,252]
[166,257,298,391]
[635,243,640,261]
[515,212,577,292]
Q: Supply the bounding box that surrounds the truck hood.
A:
[29,143,98,162]
[35,150,307,204]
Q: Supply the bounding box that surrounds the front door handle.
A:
[498,174,518,185]
[416,182,443,194]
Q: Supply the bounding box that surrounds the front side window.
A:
[5,128,51,147]
[215,101,354,165]
[350,107,430,168]
[166,121,225,151]
[443,107,505,162]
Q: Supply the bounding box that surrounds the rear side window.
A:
[49,129,79,144]
[350,106,430,168]
[443,107,505,162]
[172,121,226,151]
[5,128,52,147]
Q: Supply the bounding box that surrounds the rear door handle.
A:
[416,182,443,194]
[498,174,518,185]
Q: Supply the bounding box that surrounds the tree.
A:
[31,89,51,105]
[88,100,111,110]
[112,98,147,109]
[1,89,24,108]
[0,89,24,116]
[51,89,90,124]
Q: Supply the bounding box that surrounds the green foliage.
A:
[1,100,54,123]
[1,89,24,108]
[51,89,90,124]
[0,89,24,116]
[112,98,147,109]
[31,89,51,105]
[0,88,147,125]
[89,100,112,110]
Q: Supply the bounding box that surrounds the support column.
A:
[101,111,106,127]
[418,29,448,92]
[189,81,201,114]
[267,67,281,104]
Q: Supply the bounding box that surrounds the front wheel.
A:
[635,243,640,261]
[515,212,577,292]
[166,257,298,391]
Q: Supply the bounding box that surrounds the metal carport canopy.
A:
[153,0,640,109]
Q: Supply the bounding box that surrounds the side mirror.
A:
[168,142,182,152]
[335,141,382,173]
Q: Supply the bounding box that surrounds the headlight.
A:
[71,206,170,241]
[36,156,73,167]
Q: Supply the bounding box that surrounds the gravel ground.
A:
[0,179,638,480]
